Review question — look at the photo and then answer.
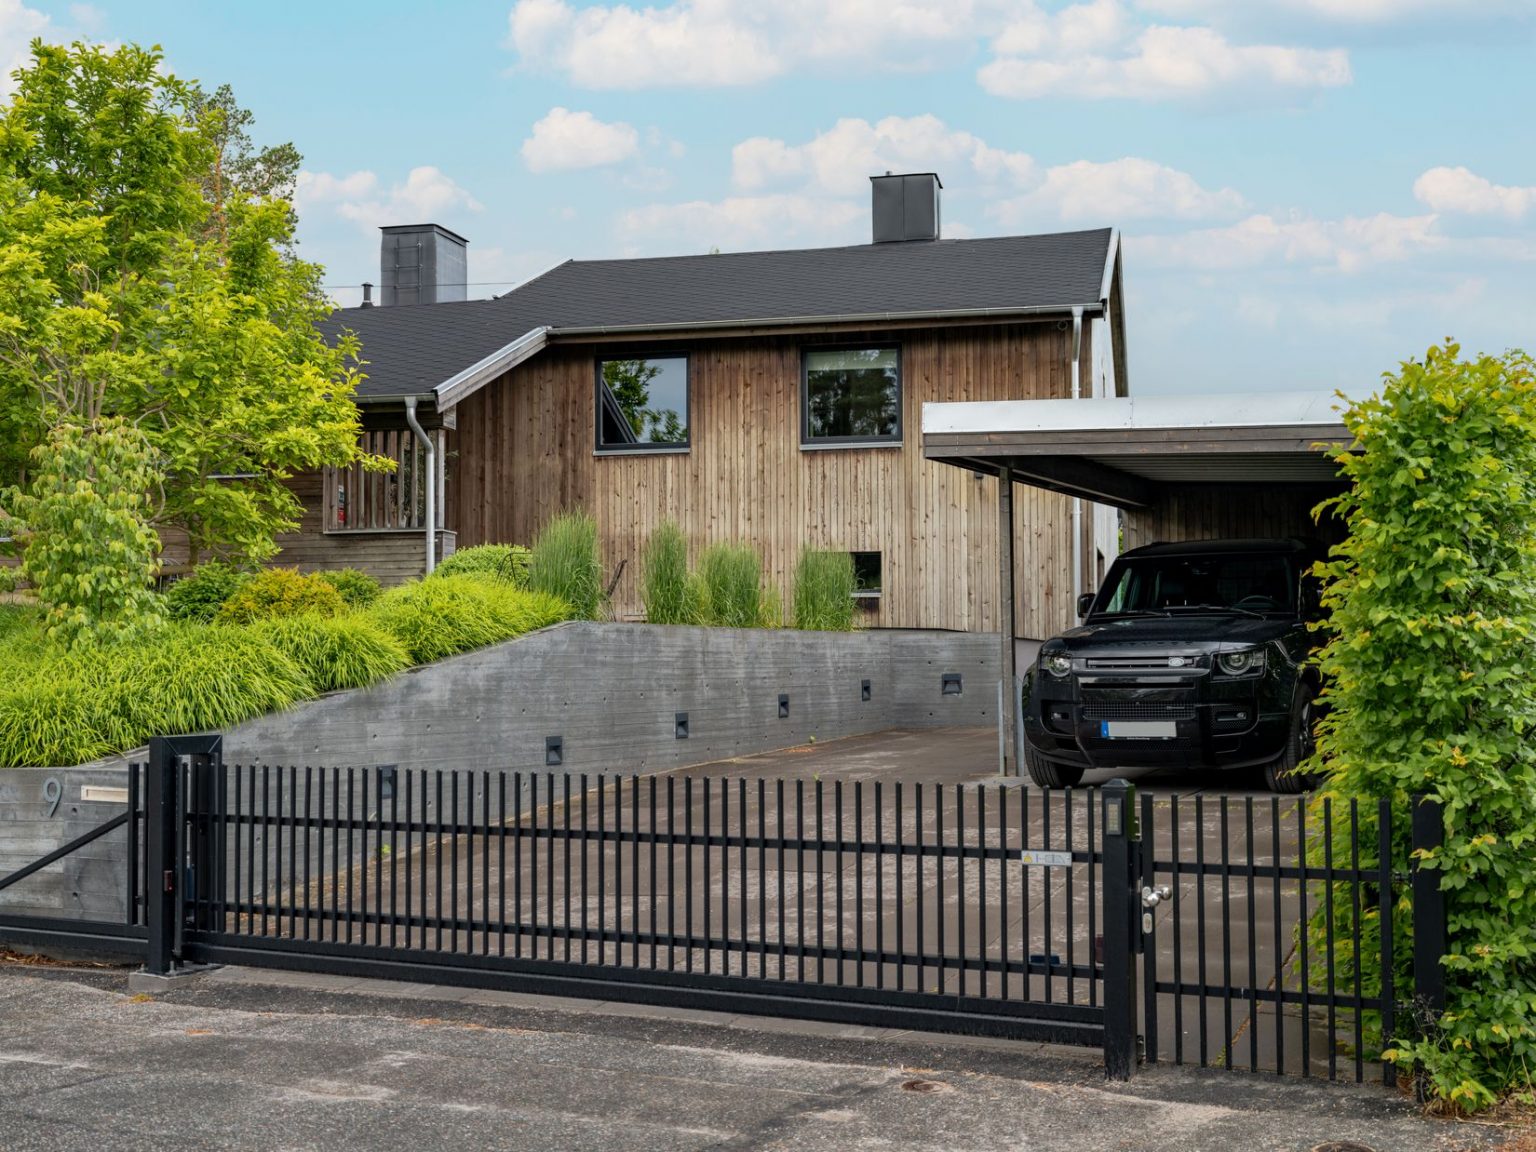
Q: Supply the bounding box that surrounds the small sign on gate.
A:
[1018,849,1072,868]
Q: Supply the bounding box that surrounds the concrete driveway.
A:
[0,966,1509,1152]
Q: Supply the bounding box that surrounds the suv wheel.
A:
[1025,745,1086,789]
[1263,688,1317,794]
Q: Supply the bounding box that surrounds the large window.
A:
[802,347,901,446]
[596,354,690,452]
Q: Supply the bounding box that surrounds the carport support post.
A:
[1101,779,1139,1081]
[998,465,1017,775]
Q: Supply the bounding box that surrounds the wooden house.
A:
[277,174,1129,640]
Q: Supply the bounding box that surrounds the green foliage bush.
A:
[641,522,697,624]
[255,615,409,693]
[163,561,250,623]
[216,567,346,624]
[368,575,572,664]
[528,512,602,620]
[793,550,856,631]
[314,567,382,608]
[6,418,164,647]
[1312,343,1536,1111]
[433,544,532,586]
[696,543,765,628]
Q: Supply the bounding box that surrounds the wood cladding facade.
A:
[1122,484,1346,553]
[450,323,1090,639]
[272,470,455,585]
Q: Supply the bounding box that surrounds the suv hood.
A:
[1046,614,1297,656]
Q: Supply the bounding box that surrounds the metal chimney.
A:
[379,224,469,305]
[870,173,942,243]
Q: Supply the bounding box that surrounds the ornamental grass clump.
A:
[255,615,409,693]
[1310,342,1536,1111]
[217,567,346,624]
[528,512,602,619]
[696,542,764,629]
[792,550,856,632]
[368,575,572,664]
[433,544,532,586]
[641,521,697,624]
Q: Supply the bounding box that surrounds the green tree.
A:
[0,42,377,626]
[1312,342,1536,1110]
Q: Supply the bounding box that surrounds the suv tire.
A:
[1263,687,1317,794]
[1025,745,1086,789]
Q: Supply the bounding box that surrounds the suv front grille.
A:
[1080,701,1197,722]
[1083,656,1203,670]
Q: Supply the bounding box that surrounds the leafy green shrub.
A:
[0,674,133,768]
[434,544,532,586]
[162,561,250,623]
[793,550,856,631]
[216,567,346,624]
[368,575,572,664]
[696,542,764,628]
[8,417,164,647]
[641,522,697,624]
[314,567,382,608]
[255,615,409,693]
[1312,343,1536,1111]
[528,512,602,620]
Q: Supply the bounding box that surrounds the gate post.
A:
[144,737,180,976]
[1411,795,1447,1014]
[1101,778,1140,1081]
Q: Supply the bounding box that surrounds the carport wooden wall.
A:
[1122,484,1347,551]
[450,323,1081,638]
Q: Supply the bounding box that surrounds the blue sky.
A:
[7,0,1535,394]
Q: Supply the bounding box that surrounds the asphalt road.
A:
[0,965,1508,1152]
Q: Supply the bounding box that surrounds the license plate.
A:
[1101,721,1177,739]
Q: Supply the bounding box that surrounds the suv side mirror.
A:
[1077,592,1096,618]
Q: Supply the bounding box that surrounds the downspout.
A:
[404,395,436,575]
[1070,306,1084,616]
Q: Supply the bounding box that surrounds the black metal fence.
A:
[0,731,1449,1089]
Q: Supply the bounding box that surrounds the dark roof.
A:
[326,228,1115,400]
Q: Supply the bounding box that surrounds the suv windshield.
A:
[1094,553,1297,616]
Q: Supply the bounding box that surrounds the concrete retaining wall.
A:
[0,767,133,921]
[0,624,1005,920]
[222,622,1002,773]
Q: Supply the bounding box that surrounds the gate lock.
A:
[1140,885,1172,934]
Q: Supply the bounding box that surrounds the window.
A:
[852,551,882,596]
[596,354,689,452]
[802,347,901,446]
[325,428,446,533]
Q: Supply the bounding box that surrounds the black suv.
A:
[1021,538,1322,793]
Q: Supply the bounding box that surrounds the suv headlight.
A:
[1043,652,1072,677]
[1216,648,1266,677]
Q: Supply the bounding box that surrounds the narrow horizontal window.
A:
[803,347,901,445]
[596,355,690,451]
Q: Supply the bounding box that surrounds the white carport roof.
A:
[921,391,1353,510]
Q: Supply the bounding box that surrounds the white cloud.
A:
[733,115,1033,195]
[980,15,1351,101]
[728,116,1238,227]
[1139,0,1531,24]
[1413,166,1534,221]
[1133,211,1442,272]
[617,193,866,253]
[992,157,1245,223]
[0,1,51,99]
[521,107,640,173]
[295,166,482,232]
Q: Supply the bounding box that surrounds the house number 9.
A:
[42,777,61,819]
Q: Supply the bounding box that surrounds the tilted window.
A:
[325,428,446,532]
[802,347,901,446]
[596,355,690,452]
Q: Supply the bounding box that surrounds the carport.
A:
[920,391,1354,774]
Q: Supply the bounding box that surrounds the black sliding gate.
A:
[1,733,1447,1085]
